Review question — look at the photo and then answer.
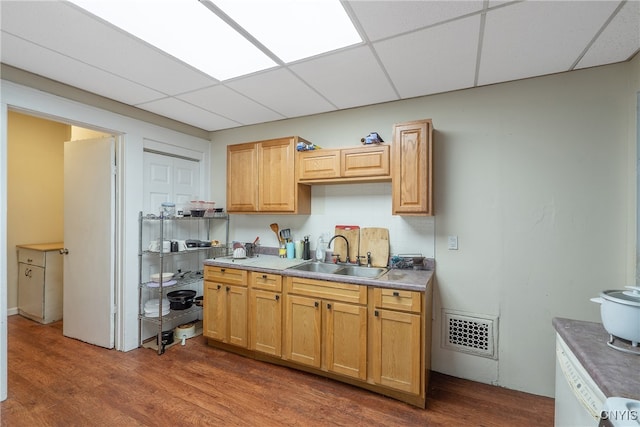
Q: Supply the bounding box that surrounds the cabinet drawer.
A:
[204,265,246,286]
[341,145,390,178]
[249,272,282,292]
[373,288,421,313]
[285,277,366,305]
[18,249,46,267]
[297,149,341,180]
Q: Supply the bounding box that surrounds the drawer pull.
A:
[392,291,400,297]
[220,268,225,272]
[262,274,267,279]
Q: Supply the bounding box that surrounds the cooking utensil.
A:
[591,286,640,352]
[280,228,291,242]
[360,227,390,268]
[166,290,196,310]
[270,223,282,244]
[253,236,260,245]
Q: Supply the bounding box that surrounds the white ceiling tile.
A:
[289,46,398,109]
[177,85,285,125]
[576,0,640,69]
[225,69,336,118]
[137,97,240,131]
[348,0,484,41]
[1,1,218,95]
[374,15,481,98]
[478,1,621,86]
[0,33,165,105]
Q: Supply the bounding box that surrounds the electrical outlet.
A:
[448,235,458,250]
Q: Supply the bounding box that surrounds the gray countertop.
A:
[553,317,640,400]
[203,255,433,291]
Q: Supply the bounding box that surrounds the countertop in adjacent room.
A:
[553,317,640,400]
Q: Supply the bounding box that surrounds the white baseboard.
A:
[7,307,18,316]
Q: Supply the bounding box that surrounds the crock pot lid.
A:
[601,289,640,306]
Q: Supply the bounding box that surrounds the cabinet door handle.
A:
[327,303,332,310]
[392,291,400,297]
[217,284,221,290]
[275,295,280,301]
[59,248,69,255]
[226,286,230,292]
[374,310,379,317]
[314,301,319,308]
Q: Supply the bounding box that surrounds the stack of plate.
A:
[144,298,170,317]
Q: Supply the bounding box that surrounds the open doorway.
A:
[7,110,117,347]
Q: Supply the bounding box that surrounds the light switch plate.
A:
[448,235,458,250]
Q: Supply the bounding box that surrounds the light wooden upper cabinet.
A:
[227,137,311,214]
[297,145,390,184]
[392,119,433,216]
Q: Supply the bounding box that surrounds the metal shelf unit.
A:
[138,212,230,354]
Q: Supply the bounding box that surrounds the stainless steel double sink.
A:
[288,261,388,279]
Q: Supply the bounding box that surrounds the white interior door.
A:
[63,137,115,348]
[143,151,200,213]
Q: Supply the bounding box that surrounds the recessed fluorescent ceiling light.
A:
[68,0,361,80]
[68,0,277,80]
[213,0,362,63]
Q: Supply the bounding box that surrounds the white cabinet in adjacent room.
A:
[17,243,64,324]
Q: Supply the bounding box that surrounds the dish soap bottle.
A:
[316,235,326,262]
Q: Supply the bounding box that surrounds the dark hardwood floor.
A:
[1,315,554,426]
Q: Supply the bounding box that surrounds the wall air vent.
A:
[442,309,498,359]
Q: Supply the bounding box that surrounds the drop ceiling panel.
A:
[1,1,218,96]
[137,97,240,131]
[374,15,481,98]
[226,69,336,118]
[0,33,165,105]
[177,85,284,126]
[348,0,484,42]
[478,1,621,86]
[576,0,640,69]
[289,45,398,109]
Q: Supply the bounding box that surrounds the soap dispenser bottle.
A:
[302,236,311,260]
[315,235,326,262]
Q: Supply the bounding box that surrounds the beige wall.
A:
[210,57,638,397]
[7,111,69,310]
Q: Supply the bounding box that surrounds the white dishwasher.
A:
[555,334,607,427]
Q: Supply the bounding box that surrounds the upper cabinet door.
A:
[258,138,296,212]
[227,137,310,214]
[392,120,433,216]
[227,142,258,212]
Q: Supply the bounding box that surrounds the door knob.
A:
[59,248,69,255]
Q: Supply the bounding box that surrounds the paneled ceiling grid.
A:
[1,0,638,132]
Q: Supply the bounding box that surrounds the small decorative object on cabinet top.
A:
[361,132,384,144]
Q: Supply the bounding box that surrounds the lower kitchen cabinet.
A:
[248,272,282,356]
[203,262,432,408]
[371,308,421,394]
[16,244,64,324]
[203,266,248,347]
[370,288,424,395]
[325,301,367,380]
[283,276,368,380]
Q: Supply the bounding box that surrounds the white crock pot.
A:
[591,286,640,347]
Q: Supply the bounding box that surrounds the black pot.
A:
[167,290,196,310]
[157,330,174,346]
